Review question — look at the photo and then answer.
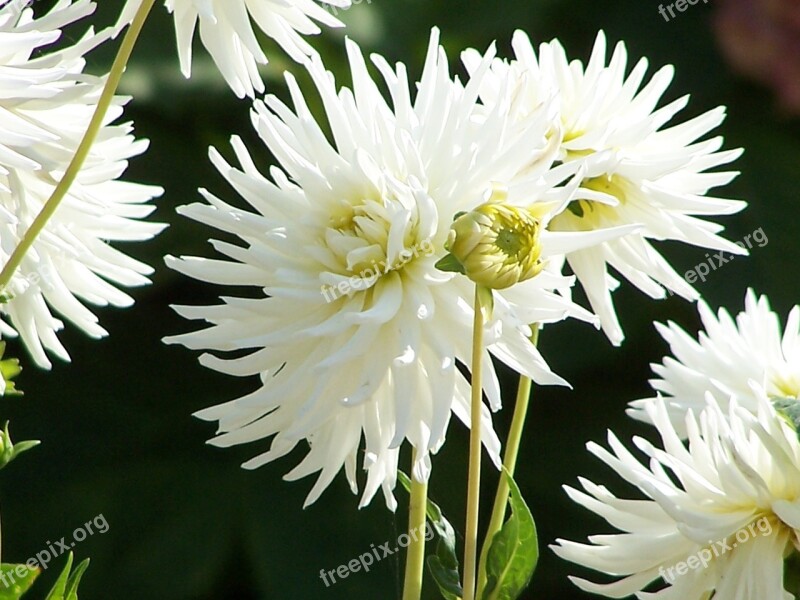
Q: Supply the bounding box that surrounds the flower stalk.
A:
[0,0,157,292]
[462,284,487,600]
[402,450,429,600]
[476,324,540,596]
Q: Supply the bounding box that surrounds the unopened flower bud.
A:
[437,193,544,290]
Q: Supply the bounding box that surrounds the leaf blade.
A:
[481,470,538,600]
[397,471,464,599]
[0,564,40,599]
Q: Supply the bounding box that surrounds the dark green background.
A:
[2,0,797,598]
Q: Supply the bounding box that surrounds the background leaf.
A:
[65,558,90,600]
[482,471,538,600]
[0,564,39,599]
[397,471,463,599]
[44,553,73,600]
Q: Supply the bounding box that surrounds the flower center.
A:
[495,227,525,259]
[318,191,432,302]
[564,174,628,221]
[771,376,800,401]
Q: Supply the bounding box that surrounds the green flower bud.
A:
[437,189,544,290]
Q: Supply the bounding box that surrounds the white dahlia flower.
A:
[628,289,800,435]
[464,31,747,345]
[554,396,800,599]
[0,0,164,368]
[119,0,351,98]
[165,30,631,508]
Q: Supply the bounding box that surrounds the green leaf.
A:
[0,422,40,470]
[397,471,463,600]
[0,564,40,598]
[566,201,585,219]
[481,470,539,600]
[774,398,800,434]
[0,343,21,396]
[427,556,461,600]
[65,559,90,600]
[44,553,89,600]
[44,553,73,600]
[435,254,465,274]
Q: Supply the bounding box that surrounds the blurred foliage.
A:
[0,563,39,598]
[2,0,798,598]
[0,342,22,397]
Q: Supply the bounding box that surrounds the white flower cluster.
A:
[0,1,163,367]
[5,0,797,597]
[555,291,800,599]
[0,0,358,369]
[167,24,747,512]
[143,7,797,598]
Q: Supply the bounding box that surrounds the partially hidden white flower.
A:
[0,0,164,368]
[464,31,747,345]
[553,396,800,599]
[164,29,632,509]
[119,0,351,98]
[628,289,800,435]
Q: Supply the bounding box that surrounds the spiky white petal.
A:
[465,31,747,345]
[628,289,800,435]
[554,396,800,599]
[120,0,350,98]
[166,30,618,508]
[0,1,164,367]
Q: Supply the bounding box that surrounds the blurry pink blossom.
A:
[714,0,800,115]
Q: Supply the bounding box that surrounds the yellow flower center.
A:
[325,197,421,275]
[772,376,800,401]
[319,193,432,302]
[555,174,630,228]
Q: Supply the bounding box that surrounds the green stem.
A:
[402,450,429,600]
[476,324,539,597]
[462,286,486,600]
[0,0,157,292]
